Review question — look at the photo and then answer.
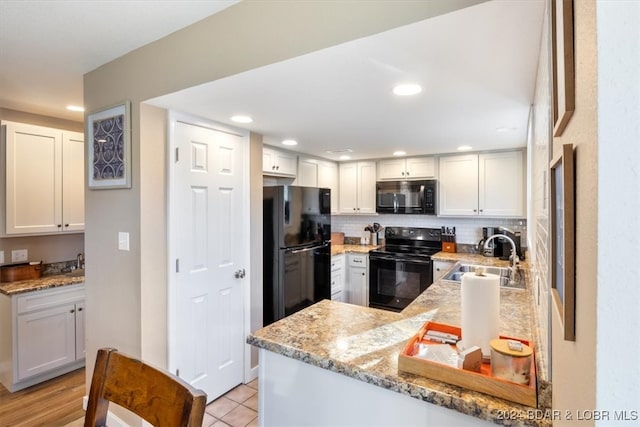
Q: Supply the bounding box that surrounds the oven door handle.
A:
[370,255,432,264]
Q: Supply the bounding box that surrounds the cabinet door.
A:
[406,157,435,179]
[438,155,479,216]
[331,291,345,302]
[4,122,62,234]
[377,159,406,180]
[478,151,524,217]
[62,132,85,232]
[331,269,344,294]
[338,163,358,213]
[17,303,76,380]
[433,260,454,282]
[274,150,297,176]
[75,302,85,360]
[348,268,367,306]
[297,158,318,187]
[356,161,377,214]
[262,148,276,173]
[318,161,339,213]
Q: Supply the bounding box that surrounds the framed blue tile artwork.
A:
[87,102,131,189]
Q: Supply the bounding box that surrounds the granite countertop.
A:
[249,255,550,427]
[331,244,379,256]
[0,273,85,296]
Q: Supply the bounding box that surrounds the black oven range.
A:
[369,227,442,312]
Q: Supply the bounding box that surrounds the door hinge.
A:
[176,258,180,273]
[175,147,179,162]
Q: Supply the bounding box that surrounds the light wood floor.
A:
[0,369,258,427]
[0,368,85,427]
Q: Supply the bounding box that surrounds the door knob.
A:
[234,269,246,279]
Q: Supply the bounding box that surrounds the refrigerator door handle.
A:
[289,243,328,254]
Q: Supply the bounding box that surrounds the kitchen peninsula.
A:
[248,256,550,427]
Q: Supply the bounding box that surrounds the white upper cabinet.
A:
[339,161,376,214]
[378,156,435,180]
[296,157,318,187]
[478,150,525,217]
[2,121,84,235]
[263,146,297,176]
[438,150,524,217]
[295,156,339,213]
[317,160,339,214]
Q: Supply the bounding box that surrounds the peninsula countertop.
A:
[249,255,550,427]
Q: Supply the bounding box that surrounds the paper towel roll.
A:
[461,271,500,357]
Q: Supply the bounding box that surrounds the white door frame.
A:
[166,110,253,386]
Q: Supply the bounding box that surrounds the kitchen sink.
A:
[441,263,525,290]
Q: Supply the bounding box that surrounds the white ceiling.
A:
[149,0,545,161]
[1,0,545,161]
[0,0,239,120]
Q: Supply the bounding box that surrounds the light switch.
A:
[118,232,130,251]
[0,251,4,264]
[11,249,28,262]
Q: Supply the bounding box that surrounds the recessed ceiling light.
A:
[393,150,406,156]
[231,115,253,124]
[282,139,297,146]
[457,145,473,151]
[393,84,422,96]
[339,155,351,161]
[326,148,353,154]
[66,105,84,112]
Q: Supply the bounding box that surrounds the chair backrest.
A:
[84,348,207,427]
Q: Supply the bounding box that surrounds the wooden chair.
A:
[84,348,207,427]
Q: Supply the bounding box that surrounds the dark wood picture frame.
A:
[550,143,575,341]
[551,0,575,137]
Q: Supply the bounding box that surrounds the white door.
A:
[170,118,247,402]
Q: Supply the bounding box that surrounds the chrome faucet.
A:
[77,253,84,270]
[483,234,519,284]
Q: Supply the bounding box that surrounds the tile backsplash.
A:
[331,214,527,247]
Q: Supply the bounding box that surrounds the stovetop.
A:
[370,226,442,258]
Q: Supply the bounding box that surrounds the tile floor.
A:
[63,378,259,427]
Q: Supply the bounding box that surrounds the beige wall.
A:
[550,1,598,424]
[0,108,84,264]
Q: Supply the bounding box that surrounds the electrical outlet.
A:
[11,249,28,263]
[0,251,4,264]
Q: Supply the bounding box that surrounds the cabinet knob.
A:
[406,171,410,176]
[64,223,69,227]
[57,224,63,228]
[473,209,477,213]
[70,309,75,313]
[401,172,405,176]
[276,165,280,170]
[479,209,483,213]
[361,272,365,276]
[78,307,83,312]
[272,165,276,170]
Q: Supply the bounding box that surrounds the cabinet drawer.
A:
[331,255,344,272]
[16,284,85,314]
[348,254,367,268]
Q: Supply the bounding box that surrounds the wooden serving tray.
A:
[398,321,537,407]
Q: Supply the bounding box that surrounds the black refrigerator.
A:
[263,186,331,326]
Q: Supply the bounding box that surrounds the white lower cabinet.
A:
[433,260,455,283]
[346,254,368,306]
[0,283,85,392]
[331,254,345,302]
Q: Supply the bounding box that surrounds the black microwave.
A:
[376,180,437,215]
